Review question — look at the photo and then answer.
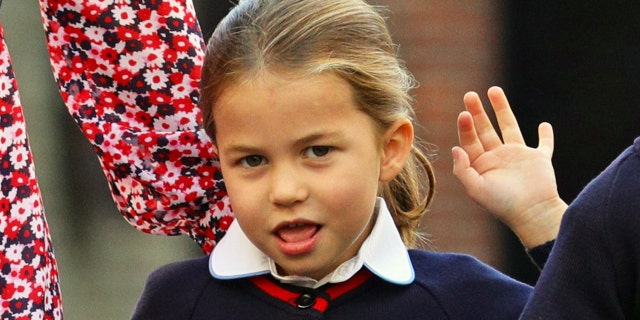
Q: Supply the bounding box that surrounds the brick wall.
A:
[380,0,509,268]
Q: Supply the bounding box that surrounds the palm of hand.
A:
[469,143,558,227]
[453,87,567,247]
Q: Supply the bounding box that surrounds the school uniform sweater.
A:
[521,137,640,319]
[132,250,532,320]
[133,200,533,319]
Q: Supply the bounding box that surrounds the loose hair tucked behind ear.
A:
[200,0,435,248]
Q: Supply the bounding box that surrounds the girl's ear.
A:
[379,119,414,182]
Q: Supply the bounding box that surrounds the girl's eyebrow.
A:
[293,131,344,147]
[223,131,344,154]
[222,144,261,155]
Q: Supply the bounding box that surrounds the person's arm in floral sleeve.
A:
[38,0,233,253]
[0,22,62,319]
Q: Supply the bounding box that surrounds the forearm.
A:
[39,0,232,253]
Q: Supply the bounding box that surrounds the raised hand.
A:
[452,86,567,248]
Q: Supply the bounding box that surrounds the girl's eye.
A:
[240,155,267,167]
[304,146,332,158]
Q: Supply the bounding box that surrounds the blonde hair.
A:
[200,0,435,248]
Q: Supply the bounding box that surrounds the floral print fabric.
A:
[0,24,62,320]
[39,0,234,254]
[1,1,235,317]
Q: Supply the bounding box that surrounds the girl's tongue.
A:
[276,224,319,255]
[278,224,318,242]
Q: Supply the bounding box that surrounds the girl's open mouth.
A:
[275,223,320,256]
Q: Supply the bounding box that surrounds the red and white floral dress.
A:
[2,0,234,318]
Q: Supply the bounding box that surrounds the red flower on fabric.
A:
[28,285,44,306]
[99,47,119,63]
[81,4,103,22]
[116,27,140,41]
[219,215,234,232]
[141,35,162,49]
[4,220,21,240]
[149,91,171,105]
[0,197,11,213]
[32,239,45,255]
[113,69,136,87]
[18,265,35,281]
[1,283,19,300]
[81,122,100,141]
[171,35,190,52]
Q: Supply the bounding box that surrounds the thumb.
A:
[452,146,482,189]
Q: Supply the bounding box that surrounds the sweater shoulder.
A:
[407,250,531,319]
[132,255,212,319]
[145,255,212,291]
[563,139,640,229]
[408,249,528,287]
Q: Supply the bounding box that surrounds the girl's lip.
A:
[273,220,320,256]
[273,219,319,233]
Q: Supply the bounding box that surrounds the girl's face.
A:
[214,71,390,280]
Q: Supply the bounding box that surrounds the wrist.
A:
[509,198,568,249]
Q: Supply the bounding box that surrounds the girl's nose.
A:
[268,165,308,206]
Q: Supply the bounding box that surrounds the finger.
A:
[452,146,483,196]
[457,111,485,162]
[487,86,525,145]
[537,122,555,157]
[463,91,503,150]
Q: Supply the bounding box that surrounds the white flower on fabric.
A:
[11,196,33,224]
[158,169,180,187]
[46,27,66,51]
[118,52,146,72]
[29,212,46,239]
[0,74,13,98]
[34,266,48,292]
[153,114,186,132]
[84,26,104,43]
[93,0,115,9]
[0,54,10,74]
[29,310,44,320]
[167,3,186,19]
[113,6,136,25]
[170,80,191,99]
[10,278,31,299]
[139,20,158,36]
[9,145,29,170]
[0,129,14,151]
[118,90,137,106]
[144,49,166,69]
[0,212,7,234]
[8,123,27,146]
[143,69,169,90]
[5,243,24,263]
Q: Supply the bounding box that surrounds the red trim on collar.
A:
[249,269,373,313]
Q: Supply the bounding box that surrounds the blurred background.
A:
[1,1,639,319]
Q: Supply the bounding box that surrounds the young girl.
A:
[132,1,542,318]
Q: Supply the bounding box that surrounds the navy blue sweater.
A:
[132,250,532,319]
[521,137,640,319]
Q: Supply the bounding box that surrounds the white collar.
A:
[209,198,414,288]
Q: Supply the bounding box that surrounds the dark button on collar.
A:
[296,293,316,309]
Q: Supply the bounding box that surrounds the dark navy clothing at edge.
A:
[132,250,532,320]
[521,137,640,320]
